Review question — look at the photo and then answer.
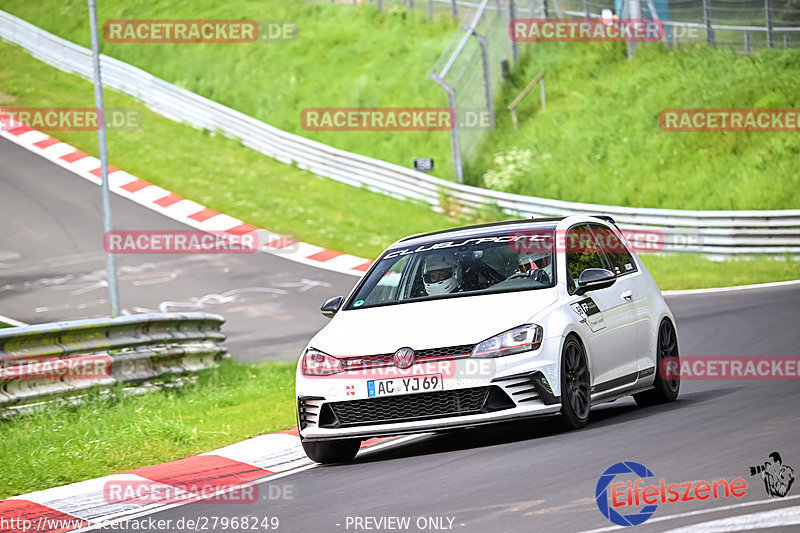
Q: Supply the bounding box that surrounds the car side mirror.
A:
[320,296,344,319]
[575,268,616,296]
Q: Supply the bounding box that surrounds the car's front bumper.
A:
[296,336,563,441]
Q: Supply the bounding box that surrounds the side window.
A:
[566,224,612,294]
[588,224,638,277]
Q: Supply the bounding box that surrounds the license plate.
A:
[367,374,443,398]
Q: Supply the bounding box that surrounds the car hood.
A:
[309,288,559,356]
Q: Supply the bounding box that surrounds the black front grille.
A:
[324,386,508,428]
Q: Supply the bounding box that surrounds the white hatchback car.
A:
[296,215,680,463]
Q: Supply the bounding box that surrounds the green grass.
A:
[0,322,13,328]
[473,42,800,209]
[642,254,800,290]
[0,39,797,288]
[4,1,800,209]
[1,0,460,180]
[0,40,465,259]
[0,359,296,499]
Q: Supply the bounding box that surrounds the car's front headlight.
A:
[471,324,543,358]
[301,347,344,376]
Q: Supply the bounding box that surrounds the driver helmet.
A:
[423,253,462,295]
[516,252,549,274]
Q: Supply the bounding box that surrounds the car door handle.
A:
[621,290,633,301]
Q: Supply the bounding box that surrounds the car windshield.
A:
[345,230,556,310]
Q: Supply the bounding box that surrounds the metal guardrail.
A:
[0,313,226,409]
[1,10,798,256]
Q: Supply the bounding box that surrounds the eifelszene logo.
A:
[596,461,748,527]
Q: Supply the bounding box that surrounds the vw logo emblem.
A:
[393,347,416,369]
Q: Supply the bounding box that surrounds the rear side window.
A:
[588,224,638,277]
[566,224,612,293]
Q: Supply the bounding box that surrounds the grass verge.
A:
[0,359,296,499]
[3,1,800,209]
[0,40,796,289]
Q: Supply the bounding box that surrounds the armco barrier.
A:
[1,10,798,256]
[0,313,226,409]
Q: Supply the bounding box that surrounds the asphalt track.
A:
[3,138,800,531]
[0,137,356,362]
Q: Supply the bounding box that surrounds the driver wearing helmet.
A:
[422,253,462,296]
[514,252,551,283]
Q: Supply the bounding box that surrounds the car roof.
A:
[388,217,566,250]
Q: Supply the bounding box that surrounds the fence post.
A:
[429,0,434,19]
[472,30,496,129]
[409,0,415,11]
[703,0,715,46]
[584,0,591,18]
[540,74,546,108]
[510,0,520,63]
[431,74,463,184]
[451,0,458,17]
[378,0,383,11]
[766,0,774,48]
[627,0,642,59]
[542,0,549,17]
[785,33,791,48]
[745,31,751,53]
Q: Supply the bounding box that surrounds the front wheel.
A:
[559,336,591,430]
[634,318,680,406]
[301,438,360,464]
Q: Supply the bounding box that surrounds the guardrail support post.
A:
[745,30,751,53]
[429,0,434,19]
[784,33,790,48]
[378,0,383,11]
[584,0,591,18]
[451,0,458,17]
[541,0,549,18]
[765,0,775,48]
[703,0,715,46]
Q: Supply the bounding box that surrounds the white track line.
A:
[579,494,800,532]
[0,313,28,327]
[72,434,427,533]
[663,278,800,296]
[662,504,800,532]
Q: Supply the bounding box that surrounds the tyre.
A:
[301,438,361,464]
[559,335,591,430]
[634,318,680,406]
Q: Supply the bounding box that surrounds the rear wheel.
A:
[301,438,360,464]
[559,336,591,430]
[634,319,680,406]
